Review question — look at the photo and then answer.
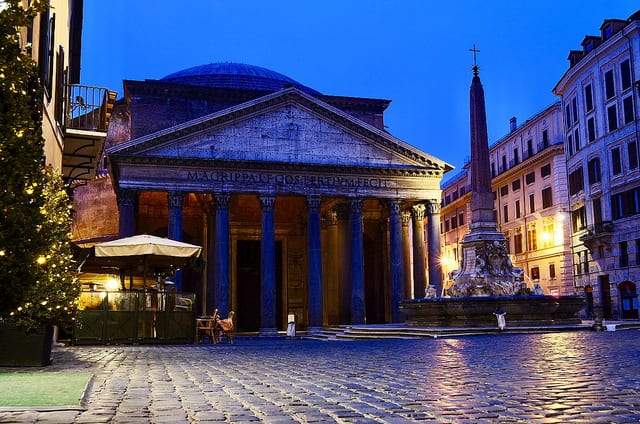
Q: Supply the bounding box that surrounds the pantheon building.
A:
[73,63,452,334]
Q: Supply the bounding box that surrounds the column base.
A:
[259,328,280,337]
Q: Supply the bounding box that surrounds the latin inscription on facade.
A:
[187,171,390,189]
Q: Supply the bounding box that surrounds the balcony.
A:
[579,221,614,251]
[62,85,117,181]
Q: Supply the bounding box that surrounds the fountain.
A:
[399,49,584,328]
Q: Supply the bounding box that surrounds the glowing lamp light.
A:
[36,256,47,265]
[105,277,120,292]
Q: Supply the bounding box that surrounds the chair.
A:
[217,311,235,344]
[196,309,219,343]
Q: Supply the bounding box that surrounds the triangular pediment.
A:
[108,88,451,172]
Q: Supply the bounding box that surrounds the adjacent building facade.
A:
[21,0,115,181]
[441,103,573,296]
[553,10,640,320]
[72,63,452,332]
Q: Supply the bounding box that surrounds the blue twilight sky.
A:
[81,1,639,180]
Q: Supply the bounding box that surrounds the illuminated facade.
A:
[21,0,115,181]
[72,63,452,332]
[441,103,574,296]
[553,10,640,320]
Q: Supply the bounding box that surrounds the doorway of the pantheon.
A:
[235,240,283,332]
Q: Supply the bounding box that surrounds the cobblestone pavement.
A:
[1,330,640,423]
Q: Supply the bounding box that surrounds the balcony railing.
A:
[66,84,116,133]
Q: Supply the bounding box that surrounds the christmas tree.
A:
[0,0,79,330]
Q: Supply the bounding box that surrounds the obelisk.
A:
[449,46,524,297]
[465,46,501,241]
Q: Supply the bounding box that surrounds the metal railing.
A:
[66,84,113,132]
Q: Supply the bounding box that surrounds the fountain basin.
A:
[399,295,585,327]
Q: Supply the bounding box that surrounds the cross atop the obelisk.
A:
[469,44,480,76]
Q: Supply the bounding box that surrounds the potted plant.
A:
[0,0,80,366]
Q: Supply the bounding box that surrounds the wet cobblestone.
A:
[1,331,640,423]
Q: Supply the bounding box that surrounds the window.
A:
[549,263,556,279]
[575,252,582,275]
[621,59,632,91]
[623,96,634,125]
[526,139,533,157]
[542,220,554,248]
[514,228,523,254]
[542,129,549,148]
[593,197,602,225]
[530,266,540,280]
[459,213,464,226]
[444,219,450,232]
[491,162,496,178]
[620,241,629,267]
[612,147,622,176]
[527,224,537,251]
[500,185,508,197]
[587,157,601,184]
[628,141,638,170]
[452,190,459,200]
[501,155,507,173]
[445,194,451,205]
[503,205,509,223]
[459,186,466,196]
[565,104,572,128]
[636,239,640,266]
[525,172,535,185]
[38,10,55,99]
[584,84,594,112]
[515,200,521,218]
[587,117,596,142]
[541,164,551,178]
[54,46,65,126]
[512,179,521,191]
[608,104,618,132]
[611,186,640,220]
[574,128,581,152]
[513,147,519,165]
[572,206,587,232]
[451,216,458,229]
[569,167,584,195]
[542,187,553,209]
[572,97,578,123]
[529,193,535,213]
[605,69,615,99]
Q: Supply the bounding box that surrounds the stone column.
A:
[336,205,351,324]
[401,211,413,300]
[259,194,278,336]
[306,195,323,332]
[214,193,231,317]
[389,200,405,322]
[326,210,340,325]
[412,204,427,298]
[117,189,137,237]
[350,198,366,325]
[426,199,443,296]
[168,191,184,291]
[167,192,184,241]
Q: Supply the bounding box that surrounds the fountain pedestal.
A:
[399,295,585,328]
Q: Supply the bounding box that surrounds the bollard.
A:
[592,307,604,331]
[286,313,296,338]
[493,307,506,331]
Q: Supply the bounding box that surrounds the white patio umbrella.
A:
[93,234,202,288]
[95,234,202,258]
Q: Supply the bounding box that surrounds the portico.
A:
[103,71,451,333]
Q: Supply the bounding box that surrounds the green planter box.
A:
[0,324,54,367]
